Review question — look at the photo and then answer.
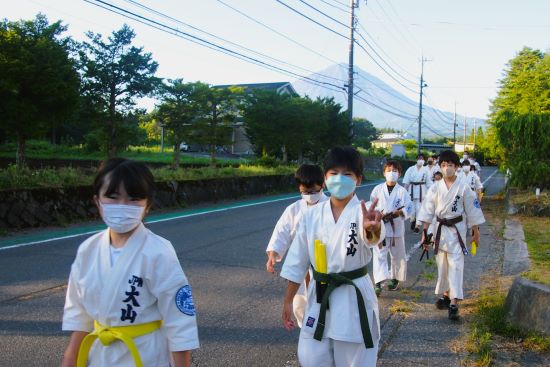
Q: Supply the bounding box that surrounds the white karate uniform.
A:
[266,193,329,327]
[281,196,385,367]
[417,178,485,300]
[402,165,431,221]
[63,224,199,367]
[426,164,440,188]
[464,171,483,193]
[370,183,413,284]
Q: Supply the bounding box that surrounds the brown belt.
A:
[410,181,425,202]
[382,212,400,246]
[434,215,468,255]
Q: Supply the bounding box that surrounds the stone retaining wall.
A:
[0,174,294,230]
[505,277,550,335]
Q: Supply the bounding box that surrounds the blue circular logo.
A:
[175,285,196,316]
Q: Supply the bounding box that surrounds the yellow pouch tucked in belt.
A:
[77,319,162,367]
[314,239,327,284]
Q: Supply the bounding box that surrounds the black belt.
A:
[382,212,400,246]
[434,215,467,255]
[410,181,425,202]
[312,265,373,348]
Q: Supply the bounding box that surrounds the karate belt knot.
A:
[311,265,374,349]
[410,181,425,202]
[434,215,467,255]
[77,319,162,367]
[382,212,400,246]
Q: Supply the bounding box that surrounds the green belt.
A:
[311,265,374,348]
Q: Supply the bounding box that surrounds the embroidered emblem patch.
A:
[306,317,315,328]
[394,198,402,208]
[473,199,481,209]
[175,285,196,316]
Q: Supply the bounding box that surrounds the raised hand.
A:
[361,198,382,233]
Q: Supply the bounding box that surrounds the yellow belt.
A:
[77,319,162,367]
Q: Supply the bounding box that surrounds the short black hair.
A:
[439,150,460,166]
[323,146,364,177]
[383,160,402,174]
[417,154,425,159]
[461,160,471,166]
[295,164,324,187]
[433,171,443,179]
[93,158,155,205]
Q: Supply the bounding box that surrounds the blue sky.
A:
[4,0,550,119]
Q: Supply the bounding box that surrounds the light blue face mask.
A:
[325,174,357,199]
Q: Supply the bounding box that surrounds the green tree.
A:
[352,118,378,149]
[189,86,244,166]
[79,24,159,157]
[488,47,550,187]
[0,14,80,166]
[156,80,210,167]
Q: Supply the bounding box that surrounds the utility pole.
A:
[463,116,467,153]
[453,101,457,151]
[347,0,358,143]
[473,119,477,153]
[417,57,428,156]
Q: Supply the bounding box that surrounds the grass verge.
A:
[518,215,550,286]
[0,164,296,190]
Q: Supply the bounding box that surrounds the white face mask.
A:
[463,166,471,173]
[302,191,323,205]
[417,159,425,166]
[463,154,468,159]
[385,171,399,183]
[100,203,145,234]
[443,167,456,178]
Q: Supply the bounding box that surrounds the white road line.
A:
[481,168,500,186]
[1,182,381,251]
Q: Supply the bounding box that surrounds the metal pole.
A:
[347,0,357,143]
[473,119,477,153]
[463,116,467,153]
[417,58,425,156]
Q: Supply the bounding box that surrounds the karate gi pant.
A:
[293,279,308,328]
[297,330,379,367]
[435,250,464,300]
[372,237,407,284]
[411,199,422,221]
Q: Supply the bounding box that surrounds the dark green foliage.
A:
[0,14,80,166]
[488,47,550,188]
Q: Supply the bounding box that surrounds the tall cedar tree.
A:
[79,24,159,157]
[0,14,80,167]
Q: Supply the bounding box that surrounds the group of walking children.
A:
[60,146,484,367]
[268,148,485,367]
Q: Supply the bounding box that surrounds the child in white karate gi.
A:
[266,164,328,326]
[280,147,385,367]
[370,160,413,296]
[62,158,199,367]
[417,150,485,320]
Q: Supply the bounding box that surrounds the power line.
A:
[318,0,349,13]
[357,21,417,79]
[355,72,418,108]
[84,0,347,94]
[216,0,347,71]
[357,89,417,119]
[275,0,349,39]
[373,0,420,52]
[355,29,417,85]
[354,40,418,94]
[297,0,349,29]
[355,94,417,120]
[124,0,345,84]
[332,0,349,7]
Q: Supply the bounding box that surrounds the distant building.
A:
[453,143,476,153]
[214,82,298,155]
[372,133,405,149]
[420,143,453,155]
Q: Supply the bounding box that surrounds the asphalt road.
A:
[0,167,504,367]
